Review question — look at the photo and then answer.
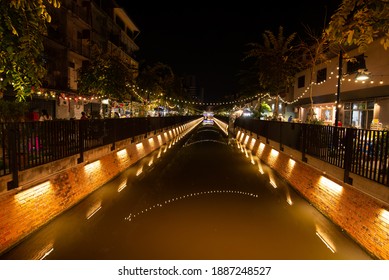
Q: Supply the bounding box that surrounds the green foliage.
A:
[0,0,60,101]
[0,99,29,122]
[137,62,175,98]
[77,52,135,101]
[326,0,389,52]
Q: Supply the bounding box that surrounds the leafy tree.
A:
[325,0,389,52]
[243,26,304,118]
[77,52,136,101]
[0,0,60,101]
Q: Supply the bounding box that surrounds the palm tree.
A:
[243,26,304,118]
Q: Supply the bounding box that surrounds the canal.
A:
[0,119,372,260]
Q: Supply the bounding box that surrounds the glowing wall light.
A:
[84,160,101,173]
[270,148,279,157]
[15,181,52,204]
[116,148,128,159]
[157,135,163,145]
[244,134,250,145]
[249,138,256,150]
[379,209,389,224]
[135,142,143,150]
[319,176,343,195]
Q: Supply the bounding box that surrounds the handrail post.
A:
[8,124,19,190]
[343,127,354,184]
[301,123,307,162]
[77,120,84,164]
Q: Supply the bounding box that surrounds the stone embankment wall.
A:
[0,119,202,255]
[235,128,389,260]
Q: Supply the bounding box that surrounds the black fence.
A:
[0,116,198,189]
[235,118,389,187]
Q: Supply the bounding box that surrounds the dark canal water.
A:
[0,120,372,260]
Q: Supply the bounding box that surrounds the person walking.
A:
[39,109,52,121]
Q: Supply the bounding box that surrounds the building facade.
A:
[291,38,389,129]
[30,0,140,120]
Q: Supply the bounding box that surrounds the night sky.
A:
[117,1,341,102]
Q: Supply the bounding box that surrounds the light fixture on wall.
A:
[355,69,371,81]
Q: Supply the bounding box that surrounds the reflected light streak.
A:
[136,166,143,176]
[39,247,54,260]
[250,154,255,165]
[157,147,162,158]
[286,195,293,205]
[86,202,102,220]
[319,176,343,194]
[269,180,278,189]
[257,160,264,174]
[118,180,127,192]
[316,232,336,253]
[148,156,154,166]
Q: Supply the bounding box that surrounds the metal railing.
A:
[0,116,198,189]
[234,118,389,187]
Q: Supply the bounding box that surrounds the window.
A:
[316,68,327,83]
[297,75,305,88]
[343,100,374,129]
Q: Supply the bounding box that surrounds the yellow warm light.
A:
[319,176,343,194]
[157,135,163,145]
[258,142,265,154]
[244,135,250,145]
[315,226,336,253]
[84,160,101,173]
[286,195,293,205]
[136,166,143,176]
[148,157,154,166]
[270,148,279,157]
[236,130,241,139]
[135,142,143,150]
[116,148,128,159]
[15,181,52,203]
[118,180,127,192]
[249,138,256,150]
[288,158,296,168]
[257,160,264,174]
[239,132,245,142]
[36,242,54,260]
[148,137,154,144]
[379,209,389,224]
[86,201,102,220]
